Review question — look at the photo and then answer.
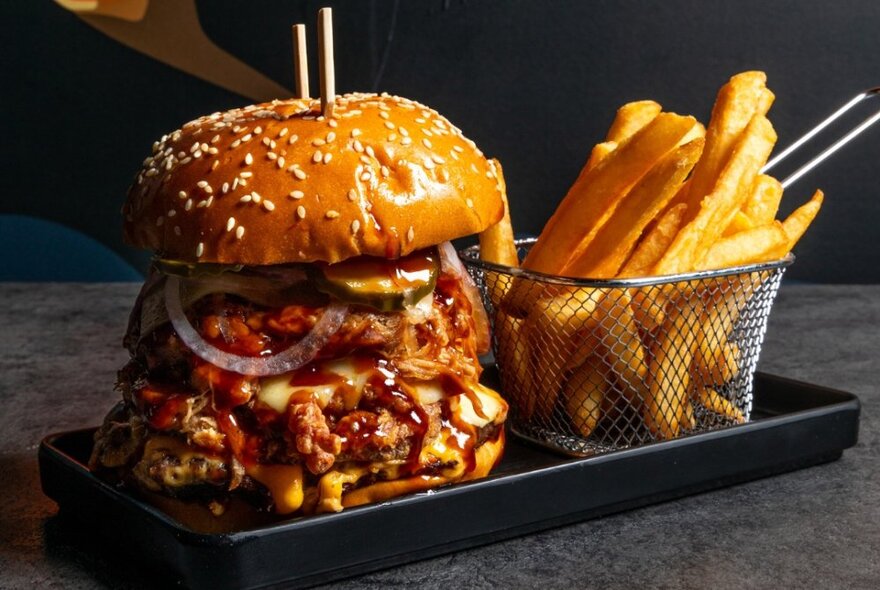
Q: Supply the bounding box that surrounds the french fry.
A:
[619,203,688,278]
[697,221,788,270]
[645,297,701,439]
[722,210,754,237]
[561,138,703,278]
[563,355,608,438]
[524,289,602,420]
[780,190,824,252]
[678,71,773,220]
[523,112,698,275]
[681,397,695,430]
[654,114,777,275]
[583,141,617,175]
[595,289,648,396]
[493,310,533,417]
[694,387,745,423]
[742,174,784,225]
[479,159,519,267]
[606,100,662,144]
[693,340,740,385]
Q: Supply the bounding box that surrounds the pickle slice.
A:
[314,249,439,311]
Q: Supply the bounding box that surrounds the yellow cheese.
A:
[245,463,304,514]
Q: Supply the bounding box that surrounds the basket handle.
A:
[762,87,880,189]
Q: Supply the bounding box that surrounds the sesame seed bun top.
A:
[123,93,505,264]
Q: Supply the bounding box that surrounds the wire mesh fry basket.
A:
[461,239,792,457]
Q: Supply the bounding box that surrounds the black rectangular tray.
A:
[39,371,859,590]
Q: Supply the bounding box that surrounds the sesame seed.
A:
[222,182,229,194]
[328,119,338,128]
[231,139,241,148]
[415,118,426,124]
[424,158,436,170]
[251,192,262,203]
[244,153,253,165]
[197,180,209,188]
[326,131,336,142]
[351,129,362,137]
[379,111,390,120]
[174,226,181,236]
[422,138,432,148]
[423,128,433,137]
[180,157,192,165]
[401,137,413,146]
[278,128,289,138]
[351,219,361,234]
[288,134,299,144]
[206,196,214,207]
[204,185,213,194]
[263,200,275,211]
[407,226,415,242]
[262,137,271,146]
[325,210,340,219]
[347,189,357,201]
[384,121,395,130]
[226,217,236,232]
[267,152,277,160]
[485,170,493,178]
[387,133,397,141]
[381,165,390,177]
[312,138,326,146]
[254,126,263,135]
[297,205,306,219]
[470,163,479,174]
[167,209,177,217]
[353,139,364,153]
[196,242,204,257]
[232,178,240,190]
[277,158,285,169]
[241,133,252,142]
[178,190,188,199]
[239,178,248,187]
[399,127,409,136]
[294,168,307,180]
[360,171,372,181]
[209,147,219,155]
[240,171,253,178]
[240,194,252,203]
[190,142,200,153]
[185,199,193,211]
[466,198,474,208]
[312,150,323,163]
[236,225,245,239]
[156,216,164,226]
[453,145,464,153]
[290,190,304,199]
[432,154,445,164]
[366,146,376,158]
[200,143,209,152]
[145,168,159,177]
[323,152,332,164]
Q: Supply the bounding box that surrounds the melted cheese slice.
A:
[257,359,369,413]
[245,463,304,514]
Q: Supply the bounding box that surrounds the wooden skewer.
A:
[317,7,335,117]
[292,24,310,99]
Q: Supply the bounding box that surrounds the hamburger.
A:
[89,93,509,527]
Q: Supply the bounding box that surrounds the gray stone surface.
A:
[0,283,877,589]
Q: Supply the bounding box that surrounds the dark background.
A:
[3,0,879,282]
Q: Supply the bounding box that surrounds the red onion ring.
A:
[438,242,491,355]
[164,275,348,376]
